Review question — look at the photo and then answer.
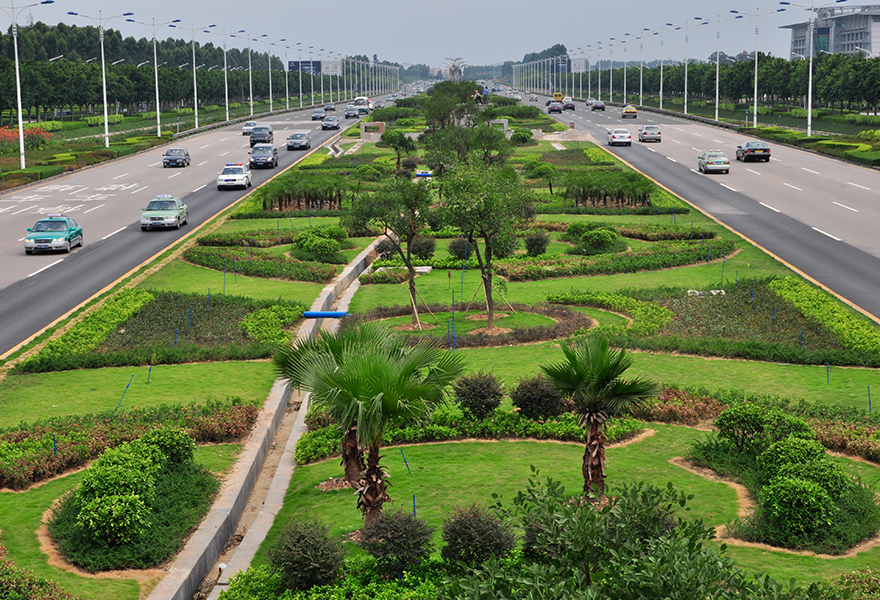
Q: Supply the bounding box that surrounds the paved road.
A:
[539,97,880,322]
[0,100,377,358]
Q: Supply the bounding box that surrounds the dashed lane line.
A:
[812,227,841,241]
[27,259,63,278]
[130,186,148,195]
[102,226,127,240]
[112,173,128,180]
[833,201,858,212]
[84,204,105,214]
[720,183,736,192]
[760,202,780,212]
[193,184,207,192]
[746,168,761,175]
[784,183,802,191]
[802,167,819,174]
[847,182,871,191]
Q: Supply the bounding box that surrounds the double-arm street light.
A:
[259,34,273,113]
[127,16,180,136]
[68,8,132,149]
[780,0,848,136]
[731,7,787,127]
[698,14,743,121]
[169,21,215,129]
[230,30,254,116]
[670,20,708,114]
[272,39,290,110]
[202,28,234,122]
[658,23,681,110]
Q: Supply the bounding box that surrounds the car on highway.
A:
[621,105,638,118]
[548,101,563,114]
[286,131,311,150]
[312,109,326,120]
[736,140,771,162]
[586,98,596,106]
[162,147,190,168]
[607,128,632,146]
[249,125,273,147]
[530,94,538,101]
[638,125,661,143]
[322,116,340,130]
[344,106,359,118]
[216,164,252,190]
[324,103,336,112]
[23,213,83,254]
[374,102,385,109]
[562,98,575,111]
[249,143,278,169]
[545,98,553,106]
[356,105,370,116]
[241,121,258,135]
[140,195,188,231]
[591,101,606,111]
[697,150,730,174]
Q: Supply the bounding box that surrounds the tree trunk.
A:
[582,416,607,496]
[339,425,365,487]
[358,445,390,526]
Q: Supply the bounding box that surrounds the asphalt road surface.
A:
[0,99,379,357]
[540,96,880,323]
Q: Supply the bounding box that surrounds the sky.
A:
[20,0,833,68]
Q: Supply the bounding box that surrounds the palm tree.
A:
[380,129,417,171]
[541,335,658,496]
[274,322,464,525]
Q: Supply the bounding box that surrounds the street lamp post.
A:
[259,34,273,113]
[698,14,744,121]
[659,23,681,110]
[731,7,787,127]
[296,43,303,107]
[608,41,615,103]
[202,26,232,122]
[780,0,848,136]
[274,40,290,110]
[128,17,180,137]
[170,21,214,129]
[309,46,315,104]
[319,48,325,104]
[68,8,132,149]
[231,31,254,115]
[681,20,708,114]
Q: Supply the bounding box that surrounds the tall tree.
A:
[443,164,533,329]
[274,322,464,525]
[541,335,658,496]
[380,129,417,170]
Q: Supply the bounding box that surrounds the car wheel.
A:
[25,249,33,254]
[78,235,84,248]
[765,157,770,162]
[725,169,730,174]
[64,240,71,253]
[217,186,222,191]
[163,164,167,168]
[175,219,181,230]
[183,214,188,225]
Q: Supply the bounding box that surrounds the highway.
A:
[541,97,880,322]
[0,101,373,357]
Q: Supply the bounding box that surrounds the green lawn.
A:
[214,217,340,234]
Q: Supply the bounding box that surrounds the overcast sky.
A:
[24,0,826,67]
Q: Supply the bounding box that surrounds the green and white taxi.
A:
[24,213,83,254]
[140,195,188,231]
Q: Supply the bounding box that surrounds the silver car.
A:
[287,132,310,150]
[638,125,661,143]
[697,150,730,174]
[241,121,258,136]
[607,128,632,147]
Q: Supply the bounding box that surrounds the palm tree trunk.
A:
[582,419,606,496]
[340,426,365,487]
[358,445,391,526]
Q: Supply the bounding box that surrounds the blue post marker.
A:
[690,222,694,239]
[453,324,456,354]
[751,289,754,301]
[223,259,227,294]
[701,232,704,244]
[289,217,294,230]
[208,288,211,307]
[827,362,830,383]
[251,234,257,248]
[147,363,152,383]
[53,433,57,457]
[234,257,237,282]
[447,319,450,349]
[400,448,411,473]
[706,245,710,265]
[189,306,193,329]
[721,257,725,282]
[116,374,134,410]
[870,385,873,414]
[413,494,417,518]
[277,219,281,244]
[174,328,178,347]
[772,306,776,326]
[461,260,464,296]
[801,330,804,349]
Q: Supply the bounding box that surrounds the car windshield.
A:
[252,127,268,134]
[146,200,176,211]
[166,149,186,156]
[244,122,257,127]
[222,167,244,175]
[252,148,272,156]
[325,117,337,122]
[33,220,66,232]
[613,130,629,135]
[313,110,323,114]
[290,134,307,140]
[708,154,726,160]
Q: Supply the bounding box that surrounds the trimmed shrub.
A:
[76,494,151,545]
[139,427,195,465]
[776,461,854,500]
[454,372,504,421]
[447,237,471,261]
[359,511,435,572]
[759,477,836,534]
[714,404,769,452]
[511,128,533,145]
[293,231,340,261]
[510,376,564,421]
[577,227,620,254]
[441,504,515,564]
[375,237,396,260]
[409,236,436,260]
[756,437,827,478]
[523,230,550,257]
[354,164,383,182]
[77,465,157,506]
[304,406,334,431]
[268,516,344,592]
[359,268,409,285]
[491,231,519,259]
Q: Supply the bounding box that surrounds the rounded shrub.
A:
[294,231,340,260]
[777,461,854,500]
[401,156,420,170]
[523,230,550,257]
[454,371,504,421]
[268,516,344,592]
[441,504,515,564]
[510,376,564,421]
[304,405,334,431]
[139,427,195,464]
[76,494,151,545]
[490,231,519,259]
[714,403,768,451]
[354,164,382,182]
[78,465,157,505]
[579,228,619,253]
[359,510,435,572]
[757,437,827,478]
[764,412,814,444]
[447,237,471,261]
[425,209,444,232]
[511,128,533,145]
[760,477,836,534]
[408,236,436,260]
[375,237,396,261]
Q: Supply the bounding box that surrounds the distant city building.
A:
[430,66,444,77]
[781,4,880,58]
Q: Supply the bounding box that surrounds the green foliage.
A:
[293,231,341,261]
[175,108,194,116]
[354,164,383,182]
[454,371,504,421]
[84,114,124,126]
[375,238,396,260]
[756,437,827,478]
[183,246,336,283]
[409,236,436,260]
[759,477,836,534]
[823,569,880,600]
[268,516,344,592]
[510,376,564,421]
[510,127,534,145]
[440,504,515,564]
[777,461,855,501]
[76,494,151,546]
[563,169,655,208]
[523,230,550,257]
[447,237,472,261]
[360,511,435,572]
[546,290,674,336]
[0,542,79,600]
[359,267,409,285]
[575,227,621,254]
[139,427,196,465]
[714,403,771,451]
[239,305,303,345]
[219,564,284,600]
[197,230,298,247]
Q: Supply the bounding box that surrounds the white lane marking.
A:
[674,127,682,131]
[198,161,208,166]
[193,184,206,192]
[720,183,737,192]
[666,156,677,163]
[847,181,871,191]
[130,186,148,195]
[27,259,63,278]
[692,147,701,152]
[112,172,129,180]
[84,204,105,214]
[102,226,127,240]
[833,201,858,212]
[167,172,181,179]
[813,227,841,241]
[693,133,703,138]
[802,167,819,174]
[646,147,656,153]
[12,205,37,215]
[219,137,228,142]
[784,183,802,191]
[672,139,680,144]
[770,157,781,162]
[760,202,780,212]
[149,162,160,167]
[241,144,249,148]
[647,119,655,123]
[713,139,724,144]
[200,144,210,149]
[746,168,761,175]
[221,151,230,156]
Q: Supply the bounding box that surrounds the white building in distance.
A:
[781,4,880,58]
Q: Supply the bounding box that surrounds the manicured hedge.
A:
[547,291,673,335]
[182,246,336,283]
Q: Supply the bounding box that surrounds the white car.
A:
[607,128,632,147]
[241,121,258,136]
[217,163,253,190]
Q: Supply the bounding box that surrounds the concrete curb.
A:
[146,236,381,600]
